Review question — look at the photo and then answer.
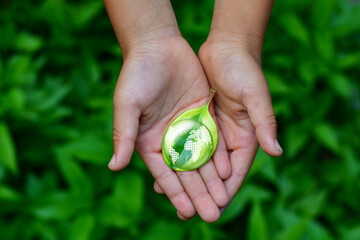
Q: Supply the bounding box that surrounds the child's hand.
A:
[110,36,230,222]
[198,39,283,208]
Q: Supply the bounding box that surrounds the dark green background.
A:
[1,0,360,239]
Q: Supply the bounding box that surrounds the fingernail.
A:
[275,139,283,152]
[108,154,116,167]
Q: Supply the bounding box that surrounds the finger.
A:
[224,147,258,208]
[177,211,191,221]
[198,159,229,207]
[109,95,141,171]
[141,152,196,219]
[212,117,231,179]
[154,181,164,194]
[177,170,220,223]
[243,77,283,157]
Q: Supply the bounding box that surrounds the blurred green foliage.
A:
[1,0,360,239]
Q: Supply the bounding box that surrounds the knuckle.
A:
[155,170,173,183]
[112,128,121,142]
[266,113,277,132]
[193,191,210,204]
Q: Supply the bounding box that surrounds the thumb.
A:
[108,95,140,171]
[243,79,283,157]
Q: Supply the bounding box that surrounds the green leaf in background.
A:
[268,54,293,69]
[298,62,317,87]
[62,134,111,165]
[313,123,339,153]
[142,220,185,240]
[3,55,34,84]
[70,1,104,29]
[275,220,308,240]
[30,78,71,112]
[6,88,26,113]
[69,213,95,240]
[311,0,336,29]
[193,221,226,240]
[306,221,334,240]
[15,32,43,52]
[0,56,3,79]
[219,183,272,225]
[99,171,144,228]
[340,225,360,240]
[250,148,277,182]
[31,191,84,221]
[54,148,93,198]
[333,1,360,38]
[285,124,309,157]
[265,72,290,95]
[247,201,268,240]
[278,12,309,46]
[313,31,335,61]
[0,122,18,174]
[0,185,21,201]
[336,53,360,70]
[292,190,327,218]
[328,74,352,99]
[344,147,360,180]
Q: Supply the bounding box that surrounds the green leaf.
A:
[269,55,293,69]
[31,191,84,221]
[265,72,290,95]
[32,79,71,112]
[292,191,327,218]
[336,53,360,70]
[313,31,335,61]
[247,201,268,240]
[278,13,309,45]
[313,123,339,153]
[219,184,272,224]
[341,225,360,240]
[328,74,352,99]
[15,32,43,52]
[251,148,277,182]
[62,134,111,165]
[0,122,18,174]
[142,220,185,240]
[0,185,21,201]
[307,221,334,240]
[69,213,95,240]
[311,0,337,29]
[3,55,34,84]
[298,62,317,87]
[276,220,308,240]
[70,1,104,29]
[285,125,309,157]
[54,148,93,198]
[6,88,26,112]
[99,171,144,228]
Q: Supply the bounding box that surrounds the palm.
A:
[112,37,229,222]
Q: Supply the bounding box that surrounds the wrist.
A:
[120,26,181,58]
[205,29,264,64]
[206,0,274,62]
[104,0,181,57]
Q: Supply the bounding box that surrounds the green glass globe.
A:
[162,90,218,171]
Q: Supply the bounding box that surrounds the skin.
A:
[104,0,231,223]
[104,0,283,222]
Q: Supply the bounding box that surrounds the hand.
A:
[109,36,231,222]
[198,39,283,209]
